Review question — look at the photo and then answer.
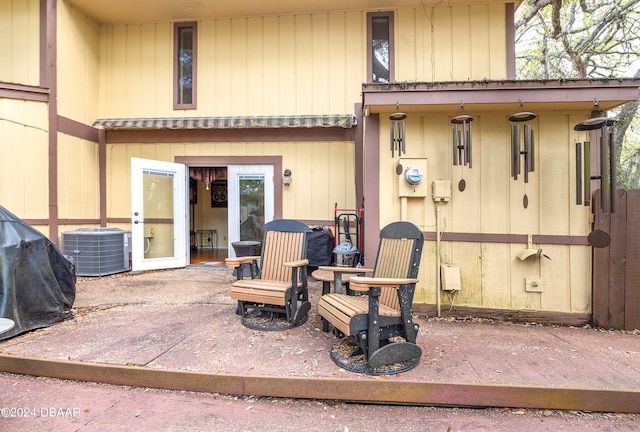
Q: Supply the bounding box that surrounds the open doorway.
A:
[189,167,229,266]
[188,164,275,266]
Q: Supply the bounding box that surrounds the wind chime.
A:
[390,104,407,157]
[509,102,537,208]
[451,104,473,191]
[574,101,617,214]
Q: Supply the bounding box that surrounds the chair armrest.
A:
[225,255,261,268]
[349,276,418,292]
[283,259,309,268]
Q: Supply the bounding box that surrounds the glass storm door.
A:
[131,157,187,271]
[227,165,274,257]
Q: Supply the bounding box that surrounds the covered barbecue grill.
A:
[0,206,76,340]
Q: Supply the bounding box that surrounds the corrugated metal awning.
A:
[92,114,356,130]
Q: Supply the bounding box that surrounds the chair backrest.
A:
[372,222,424,310]
[259,219,309,281]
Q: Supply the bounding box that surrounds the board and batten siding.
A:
[377,110,591,313]
[397,3,507,82]
[57,0,101,125]
[105,141,356,223]
[0,98,49,219]
[96,5,509,118]
[56,133,100,220]
[0,0,40,87]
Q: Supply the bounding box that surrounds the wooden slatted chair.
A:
[318,221,424,373]
[225,219,311,330]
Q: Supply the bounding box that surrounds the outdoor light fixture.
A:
[390,103,407,157]
[574,100,617,213]
[282,169,292,186]
[451,103,473,191]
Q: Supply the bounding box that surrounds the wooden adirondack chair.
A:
[226,219,311,330]
[318,221,424,373]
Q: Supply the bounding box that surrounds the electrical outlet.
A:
[525,277,544,292]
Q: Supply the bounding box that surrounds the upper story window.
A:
[174,22,197,109]
[367,12,394,83]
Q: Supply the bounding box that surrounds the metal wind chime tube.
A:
[600,123,610,214]
[511,124,519,180]
[390,105,407,157]
[583,141,591,206]
[576,140,592,206]
[575,143,582,205]
[609,122,617,213]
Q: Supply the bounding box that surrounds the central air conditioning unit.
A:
[62,228,132,277]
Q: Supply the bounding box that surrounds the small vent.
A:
[62,228,131,277]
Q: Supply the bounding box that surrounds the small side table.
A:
[311,267,372,295]
[197,229,218,249]
[0,318,15,335]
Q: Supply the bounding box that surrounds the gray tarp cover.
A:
[0,206,75,340]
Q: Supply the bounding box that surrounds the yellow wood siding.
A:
[57,1,100,123]
[97,5,506,118]
[105,141,355,222]
[57,133,99,219]
[397,4,504,82]
[0,98,48,218]
[0,0,40,86]
[379,110,592,313]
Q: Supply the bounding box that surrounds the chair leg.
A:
[321,317,329,332]
[293,300,311,324]
[366,288,381,360]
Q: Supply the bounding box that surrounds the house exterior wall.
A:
[105,140,356,225]
[396,4,507,81]
[374,109,592,313]
[55,1,101,234]
[96,5,509,119]
[0,98,49,225]
[57,1,100,124]
[0,0,40,86]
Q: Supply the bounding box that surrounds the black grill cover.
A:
[0,206,76,340]
[306,228,334,267]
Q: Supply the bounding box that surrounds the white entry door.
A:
[130,157,187,271]
[227,165,274,257]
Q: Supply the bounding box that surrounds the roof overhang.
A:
[362,78,640,115]
[93,114,356,130]
[65,0,520,24]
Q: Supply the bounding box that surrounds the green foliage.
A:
[515,0,640,189]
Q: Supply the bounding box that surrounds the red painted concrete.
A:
[0,267,639,430]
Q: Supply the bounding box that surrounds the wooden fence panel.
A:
[625,190,640,330]
[593,189,640,330]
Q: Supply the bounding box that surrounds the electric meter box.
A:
[398,158,428,197]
